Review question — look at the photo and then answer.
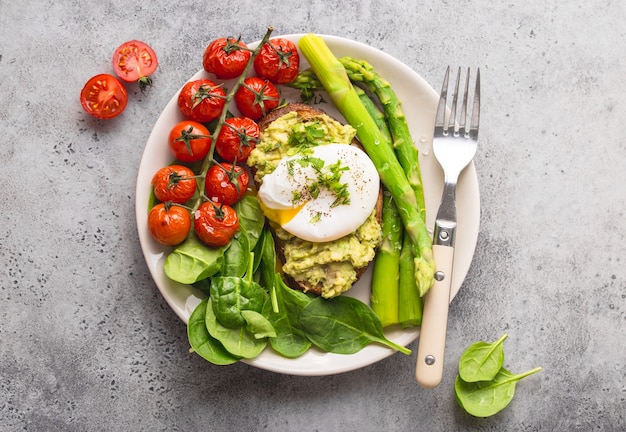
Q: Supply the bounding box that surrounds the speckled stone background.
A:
[1,0,624,431]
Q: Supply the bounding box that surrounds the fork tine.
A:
[459,68,470,136]
[435,66,450,134]
[470,68,480,139]
[448,67,461,135]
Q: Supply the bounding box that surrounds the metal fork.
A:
[416,67,480,388]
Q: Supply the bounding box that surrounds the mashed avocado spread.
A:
[247,111,358,183]
[247,110,382,298]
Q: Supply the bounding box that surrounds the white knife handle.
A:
[415,244,455,388]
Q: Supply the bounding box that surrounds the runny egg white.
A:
[257,143,380,242]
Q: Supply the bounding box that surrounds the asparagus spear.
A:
[398,234,423,327]
[353,85,392,142]
[339,57,426,221]
[289,59,426,220]
[370,191,402,327]
[298,34,434,296]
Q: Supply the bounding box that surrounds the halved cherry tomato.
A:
[205,163,249,206]
[80,73,128,119]
[215,117,259,162]
[168,120,212,162]
[253,38,300,84]
[194,201,239,247]
[112,40,158,92]
[234,77,280,120]
[203,37,251,79]
[177,79,226,123]
[148,203,191,246]
[151,165,197,204]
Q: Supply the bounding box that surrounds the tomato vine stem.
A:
[193,26,275,213]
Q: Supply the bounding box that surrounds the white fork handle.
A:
[415,244,455,388]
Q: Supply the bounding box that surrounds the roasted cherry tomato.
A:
[112,40,158,92]
[234,77,280,120]
[202,37,251,79]
[148,203,191,246]
[194,201,239,247]
[151,165,197,204]
[80,73,128,119]
[253,38,300,84]
[168,120,212,163]
[205,163,250,206]
[177,79,226,123]
[215,117,259,162]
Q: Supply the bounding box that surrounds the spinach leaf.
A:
[458,333,508,382]
[205,297,268,359]
[264,275,313,358]
[251,229,265,274]
[259,227,278,312]
[221,226,250,278]
[164,234,226,284]
[455,366,543,417]
[241,310,276,339]
[187,298,240,365]
[192,278,212,296]
[234,194,265,251]
[299,296,412,355]
[210,276,267,328]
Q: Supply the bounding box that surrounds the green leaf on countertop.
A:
[458,333,508,382]
[455,366,543,418]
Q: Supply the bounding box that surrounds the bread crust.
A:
[256,103,383,296]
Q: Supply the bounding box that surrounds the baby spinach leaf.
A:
[221,226,250,278]
[210,276,267,328]
[192,278,212,296]
[260,227,278,312]
[299,296,411,355]
[241,310,276,339]
[455,366,543,417]
[164,235,226,284]
[205,298,268,359]
[264,275,313,358]
[187,298,240,365]
[459,333,508,382]
[234,194,265,251]
[251,229,265,274]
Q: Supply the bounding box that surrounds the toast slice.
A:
[249,103,383,297]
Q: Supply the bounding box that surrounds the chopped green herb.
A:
[310,212,322,224]
[289,121,327,150]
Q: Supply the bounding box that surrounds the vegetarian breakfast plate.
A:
[135,34,480,376]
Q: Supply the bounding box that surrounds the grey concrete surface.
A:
[1,0,624,431]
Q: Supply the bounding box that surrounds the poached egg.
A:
[257,144,380,242]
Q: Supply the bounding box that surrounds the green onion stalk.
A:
[370,191,402,327]
[298,34,434,296]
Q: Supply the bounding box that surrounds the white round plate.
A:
[135,34,480,376]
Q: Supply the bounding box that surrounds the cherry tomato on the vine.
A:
[215,117,259,162]
[254,38,300,84]
[177,78,226,123]
[148,203,191,246]
[194,201,239,247]
[151,165,197,204]
[203,37,251,79]
[112,40,158,92]
[80,73,128,120]
[234,77,280,120]
[168,120,212,163]
[205,163,250,206]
